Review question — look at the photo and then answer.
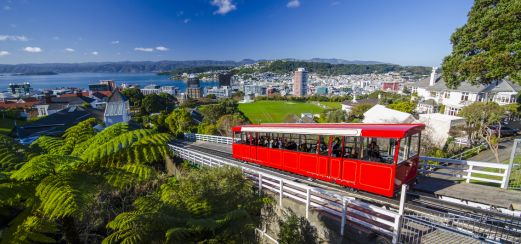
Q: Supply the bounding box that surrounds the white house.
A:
[104,90,131,126]
[412,67,520,116]
[418,113,466,147]
[362,104,416,124]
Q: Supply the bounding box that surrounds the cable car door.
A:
[329,136,343,180]
[317,136,331,178]
[250,132,257,161]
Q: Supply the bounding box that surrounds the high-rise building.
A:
[187,75,200,88]
[100,80,116,91]
[217,72,232,87]
[292,68,308,97]
[186,87,202,99]
[89,80,116,92]
[8,82,32,96]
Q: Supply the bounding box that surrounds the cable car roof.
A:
[232,123,425,138]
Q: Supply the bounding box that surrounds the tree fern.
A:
[58,118,96,155]
[0,214,59,244]
[30,136,64,155]
[11,155,84,181]
[35,173,100,220]
[71,122,129,156]
[104,164,156,189]
[0,134,32,171]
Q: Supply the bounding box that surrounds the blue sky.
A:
[0,0,473,66]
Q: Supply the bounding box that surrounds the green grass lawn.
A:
[318,102,342,109]
[239,100,328,123]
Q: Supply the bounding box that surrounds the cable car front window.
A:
[362,137,397,164]
[398,133,420,163]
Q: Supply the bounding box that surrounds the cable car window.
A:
[343,136,360,159]
[258,132,269,147]
[299,135,318,154]
[234,132,243,144]
[398,133,420,163]
[331,136,342,157]
[409,133,420,157]
[283,134,298,151]
[362,137,396,164]
[272,133,283,149]
[318,136,329,156]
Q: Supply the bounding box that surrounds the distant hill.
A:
[0,60,256,74]
[0,58,412,74]
[301,58,387,65]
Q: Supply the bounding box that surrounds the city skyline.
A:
[1,0,473,66]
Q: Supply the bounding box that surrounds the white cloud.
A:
[134,47,154,52]
[211,0,236,15]
[287,0,300,8]
[64,48,75,52]
[91,51,99,55]
[183,18,191,24]
[3,5,11,10]
[111,40,120,44]
[0,51,10,56]
[155,46,169,51]
[0,35,28,41]
[24,46,42,53]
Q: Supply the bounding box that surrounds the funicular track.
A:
[177,142,521,243]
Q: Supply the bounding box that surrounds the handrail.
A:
[418,156,510,188]
[184,133,236,145]
[169,144,401,241]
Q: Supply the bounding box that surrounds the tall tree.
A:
[121,88,144,107]
[142,94,165,113]
[459,102,505,163]
[165,108,195,137]
[442,0,521,88]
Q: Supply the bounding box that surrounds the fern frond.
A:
[71,122,129,156]
[11,155,84,181]
[35,173,99,220]
[0,181,35,207]
[30,136,64,155]
[0,134,30,171]
[59,118,96,155]
[81,129,155,163]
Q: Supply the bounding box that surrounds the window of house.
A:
[461,92,469,101]
[430,91,438,97]
[444,92,450,99]
[447,107,460,116]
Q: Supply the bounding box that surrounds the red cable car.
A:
[232,123,425,197]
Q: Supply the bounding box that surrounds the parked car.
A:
[487,125,519,137]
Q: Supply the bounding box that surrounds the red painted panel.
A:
[269,148,283,168]
[395,156,418,186]
[256,147,269,165]
[283,151,299,171]
[341,160,357,184]
[358,162,395,197]
[299,153,318,174]
[318,156,329,176]
[330,157,342,179]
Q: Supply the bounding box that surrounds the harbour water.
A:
[0,73,219,92]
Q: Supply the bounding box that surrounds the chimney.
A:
[429,67,438,86]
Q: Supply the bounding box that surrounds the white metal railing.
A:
[419,156,511,188]
[169,144,404,243]
[184,133,236,145]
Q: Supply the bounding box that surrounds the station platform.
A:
[415,176,521,213]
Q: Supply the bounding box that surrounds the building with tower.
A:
[103,90,131,126]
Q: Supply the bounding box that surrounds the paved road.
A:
[468,138,518,163]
